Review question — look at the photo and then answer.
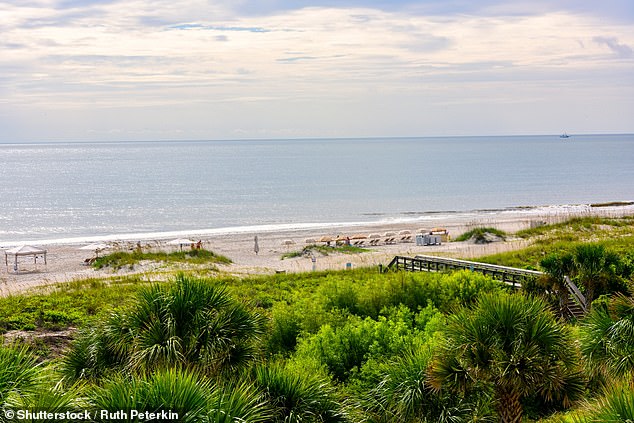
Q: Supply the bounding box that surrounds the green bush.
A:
[294,304,444,383]
[62,275,265,381]
[92,248,231,270]
[454,227,507,242]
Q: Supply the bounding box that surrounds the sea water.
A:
[1,134,633,244]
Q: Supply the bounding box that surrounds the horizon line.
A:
[1,132,633,145]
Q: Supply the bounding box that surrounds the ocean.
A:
[1,134,633,245]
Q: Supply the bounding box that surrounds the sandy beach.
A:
[2,204,633,296]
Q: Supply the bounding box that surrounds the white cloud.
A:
[1,2,633,141]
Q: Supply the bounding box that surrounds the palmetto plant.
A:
[581,381,634,422]
[0,344,40,406]
[539,252,576,315]
[363,346,474,423]
[430,292,585,423]
[1,346,83,422]
[573,244,620,305]
[539,244,627,313]
[252,363,347,423]
[580,294,634,381]
[89,368,210,423]
[62,275,265,381]
[206,380,272,423]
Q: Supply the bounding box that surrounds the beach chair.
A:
[82,257,96,266]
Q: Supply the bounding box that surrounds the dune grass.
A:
[0,276,150,333]
[92,248,231,270]
[453,227,507,242]
[281,244,366,260]
[475,216,634,269]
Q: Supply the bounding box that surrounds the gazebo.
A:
[4,245,47,273]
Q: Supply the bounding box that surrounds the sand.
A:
[1,204,633,296]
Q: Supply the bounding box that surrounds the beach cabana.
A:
[4,245,47,273]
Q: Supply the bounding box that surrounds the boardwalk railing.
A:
[563,275,588,316]
[385,255,542,288]
[385,255,589,316]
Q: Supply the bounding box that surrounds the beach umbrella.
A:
[168,238,194,251]
[305,238,317,244]
[418,228,429,234]
[368,233,381,239]
[351,234,368,240]
[282,239,295,246]
[399,230,411,235]
[319,236,334,243]
[79,243,109,257]
[384,232,396,237]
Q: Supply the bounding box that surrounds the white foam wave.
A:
[1,202,632,248]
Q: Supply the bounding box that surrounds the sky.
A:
[1,0,633,142]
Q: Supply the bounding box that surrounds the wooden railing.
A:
[385,254,542,288]
[385,255,590,316]
[563,275,588,315]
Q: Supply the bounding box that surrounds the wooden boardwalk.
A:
[385,254,543,288]
[384,255,588,318]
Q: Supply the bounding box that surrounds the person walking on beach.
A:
[254,235,260,255]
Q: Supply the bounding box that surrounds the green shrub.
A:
[62,275,265,381]
[252,363,346,422]
[454,227,507,242]
[294,304,444,383]
[92,248,231,270]
[89,368,212,423]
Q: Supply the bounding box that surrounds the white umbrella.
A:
[168,238,195,251]
[79,243,109,257]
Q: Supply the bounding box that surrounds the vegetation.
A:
[92,248,231,270]
[281,244,366,259]
[62,274,265,381]
[430,292,585,423]
[453,226,507,242]
[1,215,634,421]
[0,276,147,332]
[476,216,634,269]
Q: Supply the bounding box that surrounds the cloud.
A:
[593,36,633,58]
[1,1,633,141]
[168,23,271,33]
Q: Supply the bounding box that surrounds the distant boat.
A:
[560,132,570,139]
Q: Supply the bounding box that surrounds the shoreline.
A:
[1,202,633,297]
[2,202,633,248]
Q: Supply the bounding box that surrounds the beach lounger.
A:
[82,257,96,266]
